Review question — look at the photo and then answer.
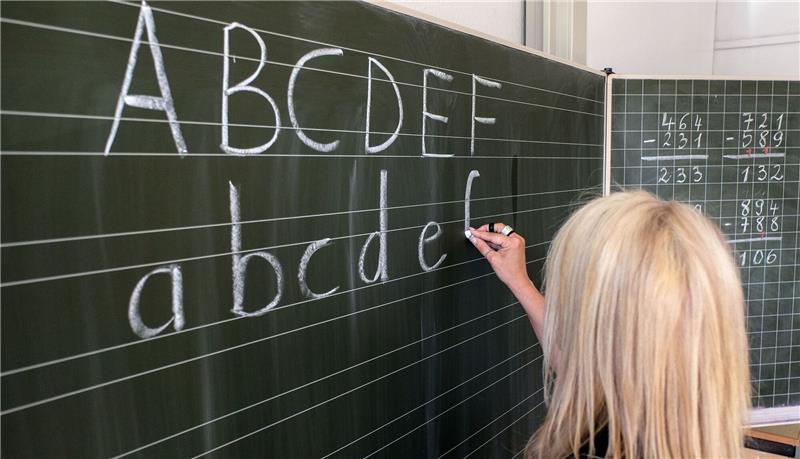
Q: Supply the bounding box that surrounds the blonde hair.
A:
[527,191,750,458]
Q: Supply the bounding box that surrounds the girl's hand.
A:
[468,223,546,348]
[467,223,531,293]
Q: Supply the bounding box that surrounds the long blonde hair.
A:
[527,191,750,458]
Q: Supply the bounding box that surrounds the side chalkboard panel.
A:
[609,77,800,414]
[1,1,605,457]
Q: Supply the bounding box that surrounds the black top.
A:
[575,426,609,458]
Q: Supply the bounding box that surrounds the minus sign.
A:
[643,139,656,144]
[726,137,734,141]
[723,223,732,227]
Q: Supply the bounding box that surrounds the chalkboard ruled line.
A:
[0,203,567,287]
[0,110,605,148]
[744,280,800,286]
[762,81,780,333]
[0,256,545,416]
[764,391,800,397]
[611,129,800,133]
[461,399,545,459]
[194,333,541,458]
[750,378,800,384]
[319,346,540,458]
[611,164,800,169]
[747,328,800,335]
[752,382,798,393]
[0,186,586,249]
[791,161,800,402]
[608,196,799,203]
[443,389,543,458]
[609,93,799,97]
[739,264,800,273]
[602,196,799,204]
[729,236,783,243]
[0,18,602,118]
[0,243,550,377]
[109,0,605,105]
[612,180,800,186]
[612,111,800,115]
[743,295,800,302]
[749,344,800,352]
[111,302,527,458]
[716,220,798,227]
[723,153,788,159]
[359,367,542,459]
[750,378,797,384]
[0,150,603,159]
[746,312,800,321]
[637,152,795,157]
[612,146,800,151]
[750,360,800,366]
[641,155,708,161]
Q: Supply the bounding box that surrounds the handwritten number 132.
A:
[740,164,783,182]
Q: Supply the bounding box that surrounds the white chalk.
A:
[464,230,472,239]
[298,238,339,299]
[221,22,281,155]
[471,74,501,155]
[418,221,447,271]
[288,48,343,152]
[421,68,454,157]
[229,181,284,316]
[128,264,184,339]
[464,170,480,231]
[365,58,403,154]
[358,169,389,283]
[105,1,187,156]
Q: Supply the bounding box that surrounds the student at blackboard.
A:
[466,191,750,459]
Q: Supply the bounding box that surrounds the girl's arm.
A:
[466,225,545,343]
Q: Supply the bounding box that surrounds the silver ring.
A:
[501,226,514,236]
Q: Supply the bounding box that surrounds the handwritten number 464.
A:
[661,113,703,149]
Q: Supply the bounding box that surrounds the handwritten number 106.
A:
[739,249,777,267]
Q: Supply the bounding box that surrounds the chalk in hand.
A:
[464,230,473,240]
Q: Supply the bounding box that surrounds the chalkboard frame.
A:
[606,73,800,426]
[0,1,607,456]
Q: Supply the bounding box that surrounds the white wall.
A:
[585,1,717,75]
[388,0,799,78]
[389,0,525,45]
[713,1,800,78]
[584,0,799,77]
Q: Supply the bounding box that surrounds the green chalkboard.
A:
[1,1,605,456]
[609,77,800,414]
